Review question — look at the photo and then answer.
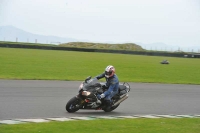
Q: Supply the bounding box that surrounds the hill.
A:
[59,42,144,51]
[0,25,79,44]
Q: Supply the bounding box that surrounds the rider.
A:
[95,65,119,110]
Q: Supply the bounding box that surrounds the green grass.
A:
[0,47,200,84]
[0,118,200,133]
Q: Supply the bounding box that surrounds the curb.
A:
[0,115,200,125]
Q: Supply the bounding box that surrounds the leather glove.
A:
[97,94,105,100]
[97,94,101,100]
[102,84,108,91]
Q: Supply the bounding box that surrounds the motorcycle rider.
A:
[95,65,119,110]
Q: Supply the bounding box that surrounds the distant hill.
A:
[136,42,200,52]
[0,25,79,44]
[1,25,197,52]
[59,42,144,51]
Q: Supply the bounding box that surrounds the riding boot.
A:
[104,100,112,111]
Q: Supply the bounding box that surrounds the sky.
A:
[0,0,200,48]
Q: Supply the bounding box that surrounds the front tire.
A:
[66,97,80,113]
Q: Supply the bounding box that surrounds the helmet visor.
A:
[105,71,112,76]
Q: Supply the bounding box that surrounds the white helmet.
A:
[105,65,115,78]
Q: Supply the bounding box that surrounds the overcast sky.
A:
[0,0,200,47]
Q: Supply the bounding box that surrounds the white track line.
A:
[0,115,200,124]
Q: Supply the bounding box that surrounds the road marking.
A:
[16,119,49,123]
[46,117,75,121]
[94,116,118,119]
[1,115,200,124]
[115,116,138,118]
[176,115,195,118]
[0,120,25,124]
[135,115,161,118]
[155,115,181,118]
[70,117,95,120]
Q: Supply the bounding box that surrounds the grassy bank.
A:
[0,47,199,84]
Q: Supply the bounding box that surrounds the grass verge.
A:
[0,118,200,133]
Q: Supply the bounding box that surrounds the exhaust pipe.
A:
[113,94,128,107]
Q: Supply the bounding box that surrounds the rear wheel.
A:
[66,97,80,113]
[103,104,120,112]
[103,98,120,112]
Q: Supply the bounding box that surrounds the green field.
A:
[0,47,199,84]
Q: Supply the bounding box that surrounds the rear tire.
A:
[66,97,80,113]
[103,104,120,112]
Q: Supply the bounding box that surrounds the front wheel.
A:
[66,97,80,113]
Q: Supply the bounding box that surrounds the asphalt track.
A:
[0,80,200,120]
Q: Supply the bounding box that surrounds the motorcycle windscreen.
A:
[83,78,101,92]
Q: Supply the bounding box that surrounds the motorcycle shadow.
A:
[66,110,122,116]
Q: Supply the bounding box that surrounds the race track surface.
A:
[0,80,200,120]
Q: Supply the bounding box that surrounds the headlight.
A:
[82,91,91,96]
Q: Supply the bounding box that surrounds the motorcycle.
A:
[66,76,130,113]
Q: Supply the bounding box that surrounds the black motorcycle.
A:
[66,76,130,113]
